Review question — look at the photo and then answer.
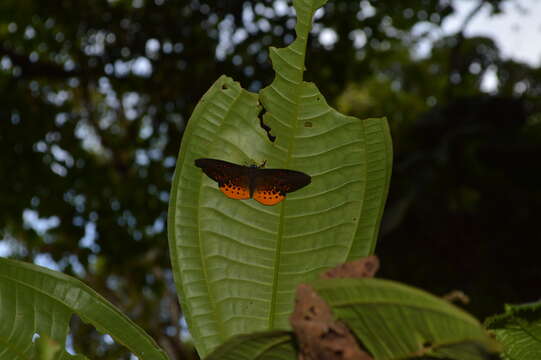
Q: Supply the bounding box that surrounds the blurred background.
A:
[1,0,540,358]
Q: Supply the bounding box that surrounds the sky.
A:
[447,0,541,66]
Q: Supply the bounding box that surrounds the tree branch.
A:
[458,0,487,35]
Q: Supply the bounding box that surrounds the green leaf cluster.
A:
[486,301,541,360]
[0,258,167,360]
[1,0,540,359]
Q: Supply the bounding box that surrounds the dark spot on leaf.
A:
[304,121,312,127]
[322,256,380,279]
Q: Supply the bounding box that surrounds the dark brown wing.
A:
[252,168,311,205]
[194,158,251,200]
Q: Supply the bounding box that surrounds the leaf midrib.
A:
[266,0,324,329]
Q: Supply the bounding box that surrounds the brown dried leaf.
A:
[321,256,379,279]
[290,284,373,360]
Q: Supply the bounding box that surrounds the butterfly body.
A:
[195,158,311,206]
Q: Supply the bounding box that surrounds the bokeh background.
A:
[1,0,540,359]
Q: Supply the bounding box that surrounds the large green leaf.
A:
[0,258,168,360]
[348,118,392,258]
[167,0,392,356]
[205,331,295,360]
[311,278,500,360]
[485,301,541,360]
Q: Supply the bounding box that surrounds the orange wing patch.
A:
[253,188,285,206]
[219,183,250,200]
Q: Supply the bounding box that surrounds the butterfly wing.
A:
[252,168,311,206]
[195,158,251,200]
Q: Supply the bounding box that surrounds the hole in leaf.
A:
[32,333,41,343]
[258,106,276,142]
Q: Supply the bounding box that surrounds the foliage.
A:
[1,0,540,358]
[0,257,167,360]
[206,278,502,360]
[486,301,541,360]
[205,331,296,360]
[168,0,391,355]
[312,278,499,360]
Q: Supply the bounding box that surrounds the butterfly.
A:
[195,158,311,206]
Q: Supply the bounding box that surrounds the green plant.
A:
[0,1,537,359]
[167,0,391,353]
